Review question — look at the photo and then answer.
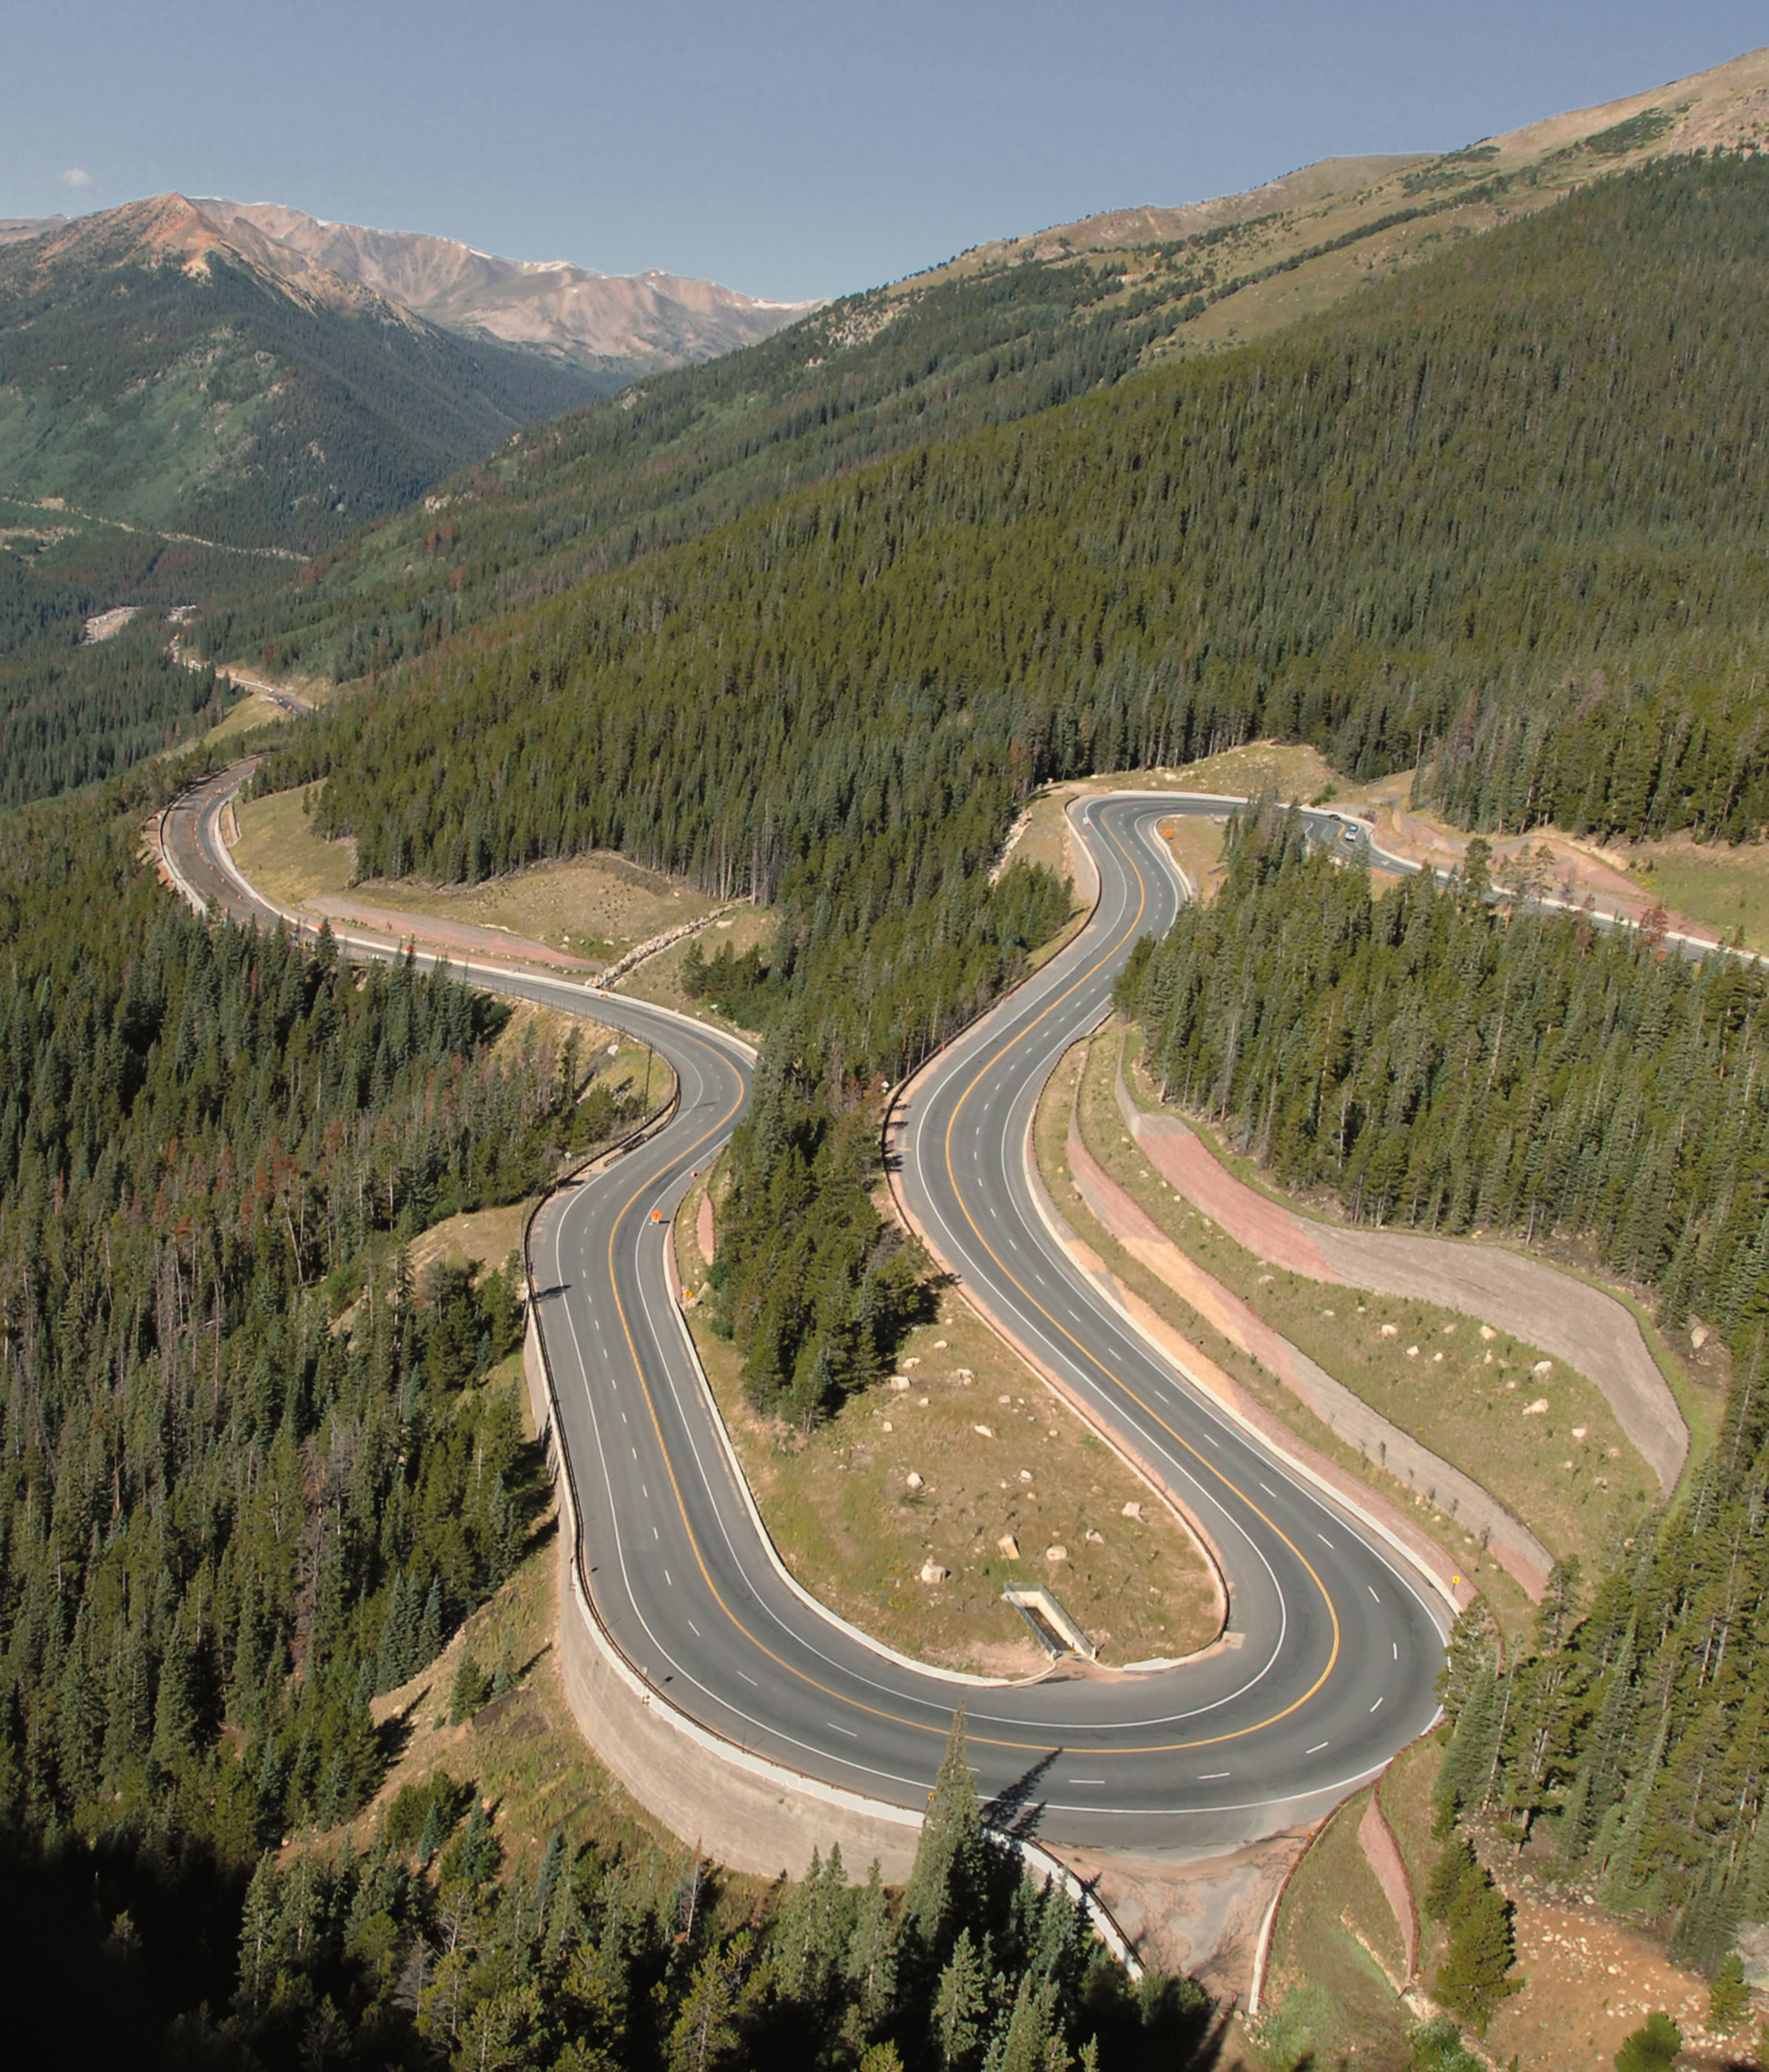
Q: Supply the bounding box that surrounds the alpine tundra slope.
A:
[164,771,1446,1857]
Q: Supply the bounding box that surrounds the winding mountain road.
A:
[162,770,1446,1859]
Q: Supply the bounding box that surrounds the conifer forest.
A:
[2,121,1769,2071]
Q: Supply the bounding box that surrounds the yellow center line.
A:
[936,804,1344,1751]
[587,812,1340,1762]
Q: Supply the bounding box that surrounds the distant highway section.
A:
[163,769,1447,1858]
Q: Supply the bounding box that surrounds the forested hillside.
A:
[0,206,607,554]
[203,108,1746,693]
[0,519,264,804]
[1117,808,1769,1340]
[205,253,1231,682]
[268,155,1769,938]
[0,785,608,1851]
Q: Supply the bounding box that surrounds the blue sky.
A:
[3,2,1762,302]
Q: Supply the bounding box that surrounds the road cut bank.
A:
[1036,1089,1547,1601]
[1115,1071,1687,1495]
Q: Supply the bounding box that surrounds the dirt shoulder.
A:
[1111,1029,1689,1498]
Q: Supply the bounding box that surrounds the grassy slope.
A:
[1634,838,1769,954]
[673,1166,1221,1674]
[232,783,721,961]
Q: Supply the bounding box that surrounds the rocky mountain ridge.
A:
[0,195,814,374]
[954,42,1769,269]
[192,199,818,372]
[0,193,606,551]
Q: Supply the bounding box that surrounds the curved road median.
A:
[158,767,1450,1878]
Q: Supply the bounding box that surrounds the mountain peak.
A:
[192,198,821,370]
[0,192,420,327]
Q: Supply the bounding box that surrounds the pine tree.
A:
[667,1938,749,2072]
[1708,1951,1750,2031]
[1435,1598,1500,1726]
[843,1860,899,2049]
[1423,1837,1483,1925]
[1433,1856,1521,2036]
[905,1708,988,1959]
[235,1852,283,2012]
[934,1928,988,2069]
[1615,2011,1680,2072]
[1434,1666,1503,1832]
[993,1972,1068,2072]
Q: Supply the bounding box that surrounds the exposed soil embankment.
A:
[1063,1121,1554,1597]
[1116,1068,1687,1493]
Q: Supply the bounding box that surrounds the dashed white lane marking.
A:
[1318,1534,1335,1549]
[1368,1586,1381,1601]
[664,1570,673,1587]
[1068,1777,1105,1786]
[1307,1740,1330,1755]
[826,1721,858,1738]
[1198,1771,1230,1780]
[1393,1641,1400,1660]
[739,1670,758,1686]
[1369,1695,1384,1712]
[1259,1481,1276,1496]
[688,1620,701,1637]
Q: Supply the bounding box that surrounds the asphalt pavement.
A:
[162,769,1447,1857]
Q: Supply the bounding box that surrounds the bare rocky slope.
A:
[193,198,818,373]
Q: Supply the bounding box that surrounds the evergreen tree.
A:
[905,1708,990,1960]
[934,1928,988,2069]
[1615,2012,1681,2072]
[1708,1952,1750,2031]
[1432,1854,1522,2036]
[667,1937,750,2072]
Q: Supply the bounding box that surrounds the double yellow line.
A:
[585,806,1343,1763]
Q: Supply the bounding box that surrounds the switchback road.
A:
[163,770,1446,1857]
